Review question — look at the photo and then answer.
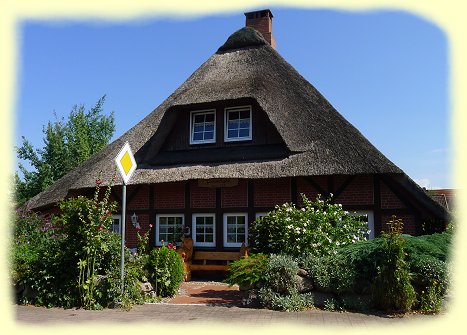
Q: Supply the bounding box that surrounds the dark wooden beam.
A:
[215,187,223,251]
[333,175,355,200]
[184,181,192,244]
[149,184,155,247]
[373,175,382,237]
[304,176,328,197]
[327,176,334,202]
[291,177,298,205]
[247,180,255,245]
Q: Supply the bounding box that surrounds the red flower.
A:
[168,243,173,249]
[96,180,103,185]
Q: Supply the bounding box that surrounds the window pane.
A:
[239,120,250,128]
[228,121,239,130]
[193,132,203,141]
[239,129,249,138]
[205,114,214,122]
[240,110,250,119]
[228,130,238,138]
[204,131,214,140]
[205,123,214,132]
[194,114,205,123]
[206,235,213,243]
[227,216,236,225]
[227,234,236,243]
[228,111,240,120]
[206,217,213,225]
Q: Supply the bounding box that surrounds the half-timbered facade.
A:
[27,9,448,252]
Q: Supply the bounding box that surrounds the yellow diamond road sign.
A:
[115,142,137,185]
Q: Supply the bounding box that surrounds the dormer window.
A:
[225,106,252,142]
[190,109,216,145]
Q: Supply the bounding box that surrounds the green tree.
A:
[15,96,115,206]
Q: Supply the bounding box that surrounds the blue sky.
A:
[14,7,450,189]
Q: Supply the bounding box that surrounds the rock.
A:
[297,268,308,277]
[239,283,255,291]
[139,281,153,293]
[295,275,313,293]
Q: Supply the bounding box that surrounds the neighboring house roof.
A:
[428,189,455,211]
[27,27,433,212]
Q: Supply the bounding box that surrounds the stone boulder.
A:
[295,274,313,293]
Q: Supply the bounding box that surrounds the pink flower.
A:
[168,243,173,249]
[96,180,103,185]
[173,245,177,250]
[149,224,153,228]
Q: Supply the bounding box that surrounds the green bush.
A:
[301,253,356,295]
[265,254,299,294]
[225,253,268,288]
[11,180,146,309]
[336,238,386,294]
[249,194,368,258]
[411,257,448,313]
[404,231,452,264]
[256,254,314,312]
[146,245,184,297]
[258,287,314,312]
[372,216,416,313]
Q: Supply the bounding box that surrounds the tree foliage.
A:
[15,96,115,205]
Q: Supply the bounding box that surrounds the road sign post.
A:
[114,142,137,296]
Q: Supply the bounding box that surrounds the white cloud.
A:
[414,178,430,188]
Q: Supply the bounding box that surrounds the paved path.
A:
[15,303,436,326]
[13,280,442,327]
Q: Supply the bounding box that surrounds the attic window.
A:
[224,106,252,142]
[190,109,216,145]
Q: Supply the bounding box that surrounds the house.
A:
[27,9,448,251]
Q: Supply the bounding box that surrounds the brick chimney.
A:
[244,9,276,49]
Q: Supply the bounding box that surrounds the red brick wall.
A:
[296,177,321,205]
[125,213,150,248]
[128,185,149,209]
[381,214,416,235]
[335,175,374,205]
[222,179,248,208]
[380,182,406,209]
[254,178,291,207]
[191,181,216,208]
[155,182,185,209]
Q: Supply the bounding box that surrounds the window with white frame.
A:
[155,214,184,246]
[255,212,268,219]
[349,210,375,240]
[224,106,252,142]
[190,110,216,144]
[223,213,248,247]
[193,213,216,247]
[110,215,121,234]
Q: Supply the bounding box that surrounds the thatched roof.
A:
[28,27,416,210]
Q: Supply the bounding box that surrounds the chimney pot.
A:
[244,9,276,49]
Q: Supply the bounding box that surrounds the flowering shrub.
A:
[249,194,369,258]
[11,209,67,306]
[11,178,145,309]
[146,245,184,297]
